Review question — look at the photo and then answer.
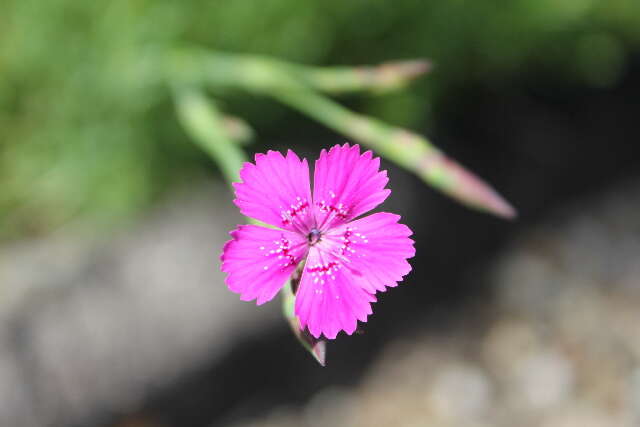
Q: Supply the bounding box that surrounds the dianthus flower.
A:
[221,144,415,339]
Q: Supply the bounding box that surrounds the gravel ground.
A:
[0,183,281,427]
[232,180,640,427]
[2,177,639,427]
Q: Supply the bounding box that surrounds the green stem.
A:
[166,48,430,95]
[272,88,515,218]
[173,86,327,364]
[173,87,246,184]
[170,49,515,217]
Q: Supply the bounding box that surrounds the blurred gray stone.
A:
[0,183,281,426]
[232,179,640,427]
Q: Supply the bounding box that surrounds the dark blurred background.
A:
[1,1,640,426]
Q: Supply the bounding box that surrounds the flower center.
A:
[307,228,322,246]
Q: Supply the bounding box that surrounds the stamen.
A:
[262,236,305,271]
[308,259,340,289]
[316,197,350,230]
[281,198,310,232]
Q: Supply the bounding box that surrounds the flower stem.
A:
[272,88,516,219]
[173,87,246,184]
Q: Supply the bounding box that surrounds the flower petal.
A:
[234,150,313,232]
[221,225,308,305]
[295,246,377,339]
[321,212,415,294]
[313,143,390,230]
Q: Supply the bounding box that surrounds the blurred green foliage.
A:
[1,0,639,239]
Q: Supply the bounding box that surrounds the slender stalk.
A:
[173,87,246,184]
[167,48,430,94]
[170,49,515,218]
[295,59,432,94]
[174,86,327,364]
[282,262,326,366]
[272,88,516,218]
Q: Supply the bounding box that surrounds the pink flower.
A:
[221,144,415,339]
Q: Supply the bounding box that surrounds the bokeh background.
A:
[2,1,640,426]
